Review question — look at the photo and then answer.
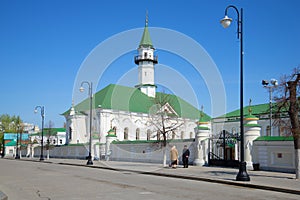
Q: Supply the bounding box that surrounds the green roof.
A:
[33,128,66,136]
[139,22,153,48]
[5,140,16,146]
[255,136,293,141]
[64,84,210,121]
[244,123,261,127]
[216,103,288,119]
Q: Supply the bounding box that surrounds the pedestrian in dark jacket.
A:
[182,145,190,168]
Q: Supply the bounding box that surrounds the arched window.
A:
[157,131,160,141]
[69,127,72,140]
[190,132,193,139]
[124,128,128,140]
[172,131,176,140]
[136,128,140,140]
[180,131,184,139]
[266,126,271,136]
[147,129,151,141]
[113,126,117,135]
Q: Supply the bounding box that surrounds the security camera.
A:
[262,80,269,86]
[270,79,278,86]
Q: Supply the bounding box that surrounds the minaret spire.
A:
[145,10,148,27]
[134,12,158,98]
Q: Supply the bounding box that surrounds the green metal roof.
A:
[217,103,269,118]
[64,84,210,121]
[216,102,290,119]
[254,136,293,141]
[33,128,66,136]
[139,22,153,48]
[5,140,16,146]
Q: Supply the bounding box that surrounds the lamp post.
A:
[80,81,93,165]
[15,124,20,159]
[0,125,5,158]
[220,5,250,181]
[262,79,278,136]
[34,106,45,161]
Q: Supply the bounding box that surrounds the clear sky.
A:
[0,0,299,128]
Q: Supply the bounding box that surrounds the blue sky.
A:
[0,0,299,128]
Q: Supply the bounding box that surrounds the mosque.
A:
[63,17,210,151]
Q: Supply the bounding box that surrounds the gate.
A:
[208,130,240,168]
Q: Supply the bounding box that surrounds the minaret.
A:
[135,13,158,98]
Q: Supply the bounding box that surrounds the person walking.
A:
[182,145,190,168]
[170,145,178,168]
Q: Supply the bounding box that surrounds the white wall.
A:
[253,140,295,173]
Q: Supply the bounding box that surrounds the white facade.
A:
[66,108,198,145]
[212,115,290,137]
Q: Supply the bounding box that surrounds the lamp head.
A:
[34,109,38,114]
[79,87,84,92]
[220,16,232,28]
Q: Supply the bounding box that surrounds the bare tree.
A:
[274,67,300,179]
[45,120,55,160]
[147,93,184,167]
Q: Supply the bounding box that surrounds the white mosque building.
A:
[63,17,209,151]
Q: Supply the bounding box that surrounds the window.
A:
[136,128,140,140]
[60,139,62,144]
[190,132,193,139]
[144,52,147,58]
[266,126,271,136]
[124,128,128,140]
[157,131,160,141]
[172,131,176,139]
[113,126,117,135]
[181,131,184,139]
[69,127,72,139]
[147,129,151,141]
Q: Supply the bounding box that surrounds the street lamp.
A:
[0,124,5,158]
[221,5,250,181]
[34,106,45,161]
[15,124,20,159]
[80,81,93,165]
[262,79,278,136]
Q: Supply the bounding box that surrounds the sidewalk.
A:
[18,158,300,195]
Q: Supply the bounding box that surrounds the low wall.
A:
[109,140,195,164]
[33,145,89,159]
[253,139,295,173]
[5,137,296,173]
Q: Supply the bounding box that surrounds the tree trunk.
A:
[295,149,300,179]
[47,149,50,160]
[287,79,300,179]
[162,147,167,167]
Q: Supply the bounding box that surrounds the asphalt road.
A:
[0,159,299,200]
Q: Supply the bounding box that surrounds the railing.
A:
[134,55,158,64]
[208,152,239,168]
